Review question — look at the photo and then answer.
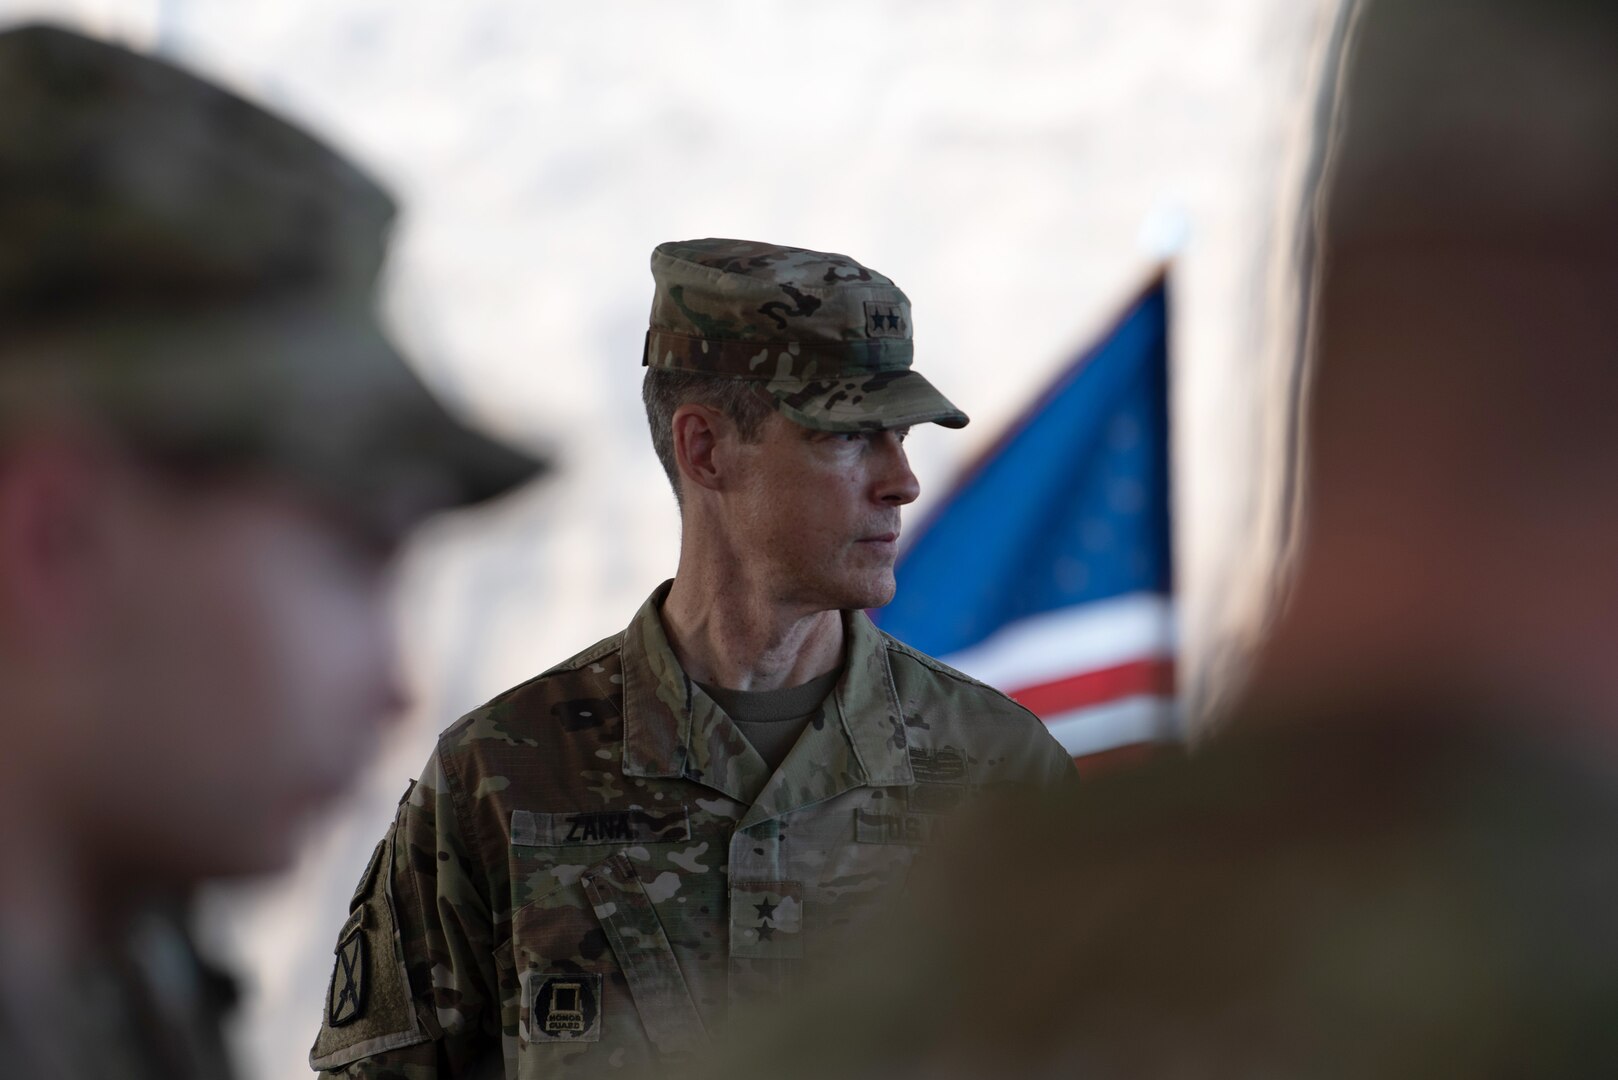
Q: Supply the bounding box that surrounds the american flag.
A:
[874,273,1176,772]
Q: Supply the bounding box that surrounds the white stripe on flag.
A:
[1044,695,1181,758]
[938,592,1176,693]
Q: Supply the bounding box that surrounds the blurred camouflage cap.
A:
[644,238,968,432]
[0,24,544,536]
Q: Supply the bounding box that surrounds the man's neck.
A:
[661,567,844,692]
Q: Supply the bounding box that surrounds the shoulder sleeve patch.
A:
[348,840,385,911]
[309,800,430,1071]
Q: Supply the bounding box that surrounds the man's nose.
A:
[875,433,921,506]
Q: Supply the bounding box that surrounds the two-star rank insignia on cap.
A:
[327,908,367,1027]
[863,301,907,338]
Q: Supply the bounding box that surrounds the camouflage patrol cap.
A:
[0,24,544,536]
[644,238,968,431]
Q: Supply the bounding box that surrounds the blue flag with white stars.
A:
[874,274,1176,763]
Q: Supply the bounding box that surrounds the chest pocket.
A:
[509,811,707,1076]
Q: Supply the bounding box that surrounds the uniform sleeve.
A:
[311,746,505,1078]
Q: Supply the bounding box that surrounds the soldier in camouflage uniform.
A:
[311,239,1075,1077]
[0,24,542,1080]
[670,2,1618,1078]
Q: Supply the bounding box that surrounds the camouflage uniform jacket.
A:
[311,582,1075,1078]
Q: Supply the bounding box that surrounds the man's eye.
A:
[840,432,864,442]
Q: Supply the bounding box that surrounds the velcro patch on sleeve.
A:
[327,908,368,1026]
[349,840,385,910]
[309,817,428,1071]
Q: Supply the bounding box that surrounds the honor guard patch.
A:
[327,908,367,1027]
[523,972,602,1043]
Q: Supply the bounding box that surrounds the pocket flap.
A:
[579,852,707,1056]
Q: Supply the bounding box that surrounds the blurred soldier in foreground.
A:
[688,0,1618,1077]
[310,239,1075,1076]
[0,24,543,1080]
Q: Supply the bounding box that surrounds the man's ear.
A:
[671,403,728,499]
[0,438,104,647]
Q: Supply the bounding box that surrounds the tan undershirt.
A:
[697,668,843,775]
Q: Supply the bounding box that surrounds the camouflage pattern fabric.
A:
[311,581,1075,1077]
[0,23,542,1080]
[643,238,968,433]
[0,24,545,540]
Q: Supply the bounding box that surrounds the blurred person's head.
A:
[0,25,542,893]
[1246,0,1618,737]
[0,438,406,881]
[640,239,959,610]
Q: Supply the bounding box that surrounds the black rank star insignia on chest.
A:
[327,922,367,1027]
[755,897,779,921]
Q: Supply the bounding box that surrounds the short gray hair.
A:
[641,369,774,506]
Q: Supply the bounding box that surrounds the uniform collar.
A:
[620,581,915,818]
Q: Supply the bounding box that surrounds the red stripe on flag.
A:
[1009,658,1176,717]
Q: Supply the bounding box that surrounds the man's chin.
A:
[861,589,897,610]
[843,575,897,611]
[792,566,895,613]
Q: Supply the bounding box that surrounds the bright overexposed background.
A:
[0,2,1337,1075]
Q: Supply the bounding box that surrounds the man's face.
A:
[723,414,921,612]
[71,462,404,882]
